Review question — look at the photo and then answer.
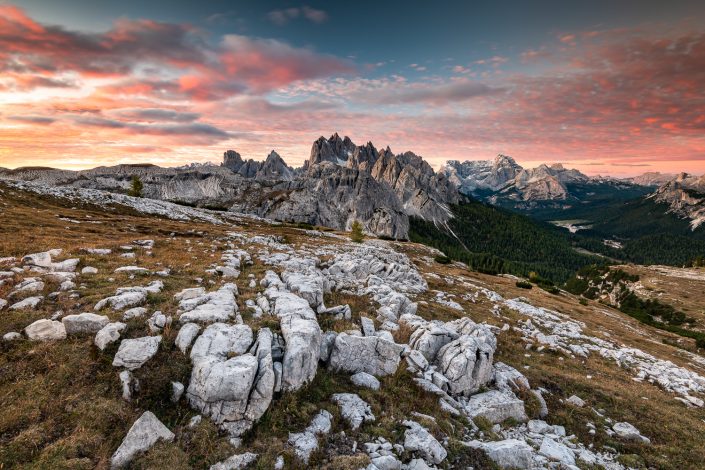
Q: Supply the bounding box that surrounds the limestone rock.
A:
[538,437,576,466]
[10,296,43,310]
[112,336,161,370]
[178,283,238,323]
[328,333,403,377]
[190,323,253,361]
[288,410,333,463]
[268,291,321,391]
[472,439,533,469]
[175,322,201,353]
[351,372,381,390]
[209,452,258,470]
[24,319,66,341]
[332,393,375,430]
[403,420,447,465]
[408,322,457,362]
[62,312,110,335]
[612,422,650,444]
[463,390,527,424]
[434,334,495,396]
[94,322,127,350]
[110,411,174,469]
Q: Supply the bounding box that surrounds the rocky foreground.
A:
[1,181,705,469]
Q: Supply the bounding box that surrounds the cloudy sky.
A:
[0,0,704,175]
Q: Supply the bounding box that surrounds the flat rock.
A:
[463,390,527,424]
[473,439,533,469]
[209,452,258,470]
[24,319,66,341]
[190,323,253,361]
[112,336,162,370]
[178,284,238,323]
[62,312,110,335]
[10,296,43,310]
[539,437,575,466]
[110,411,174,469]
[328,333,403,377]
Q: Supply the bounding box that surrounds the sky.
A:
[0,0,704,175]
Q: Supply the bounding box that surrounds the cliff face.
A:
[0,134,459,238]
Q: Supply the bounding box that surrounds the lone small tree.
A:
[350,220,364,243]
[127,176,144,198]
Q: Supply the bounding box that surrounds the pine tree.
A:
[350,220,364,243]
[127,176,144,198]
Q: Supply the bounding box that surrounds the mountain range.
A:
[2,135,704,274]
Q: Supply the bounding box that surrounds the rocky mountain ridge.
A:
[0,134,459,239]
[651,172,705,230]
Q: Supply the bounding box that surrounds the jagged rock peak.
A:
[257,151,293,181]
[309,133,357,166]
[222,150,244,171]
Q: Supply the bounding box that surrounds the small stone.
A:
[112,336,161,370]
[351,372,381,390]
[172,382,184,402]
[110,411,174,469]
[95,322,127,350]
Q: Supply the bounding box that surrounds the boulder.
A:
[3,331,22,341]
[112,336,161,370]
[175,322,201,353]
[493,362,530,392]
[187,354,258,432]
[538,437,575,466]
[328,333,403,377]
[190,323,253,361]
[94,322,127,350]
[463,390,527,424]
[403,420,447,465]
[178,284,238,323]
[434,334,495,396]
[62,312,110,335]
[123,307,148,320]
[10,296,43,310]
[110,411,174,469]
[82,266,98,275]
[612,422,650,444]
[269,291,321,390]
[24,319,66,341]
[566,395,585,408]
[408,322,457,362]
[172,382,184,402]
[332,393,375,430]
[474,439,533,469]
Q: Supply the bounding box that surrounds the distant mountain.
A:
[0,133,458,239]
[651,173,705,230]
[440,155,650,214]
[627,172,677,187]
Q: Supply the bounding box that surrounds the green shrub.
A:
[515,280,533,289]
[434,255,452,264]
[350,220,364,243]
[127,176,144,198]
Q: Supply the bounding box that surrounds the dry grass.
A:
[2,183,705,468]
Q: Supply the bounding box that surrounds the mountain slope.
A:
[409,198,602,282]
